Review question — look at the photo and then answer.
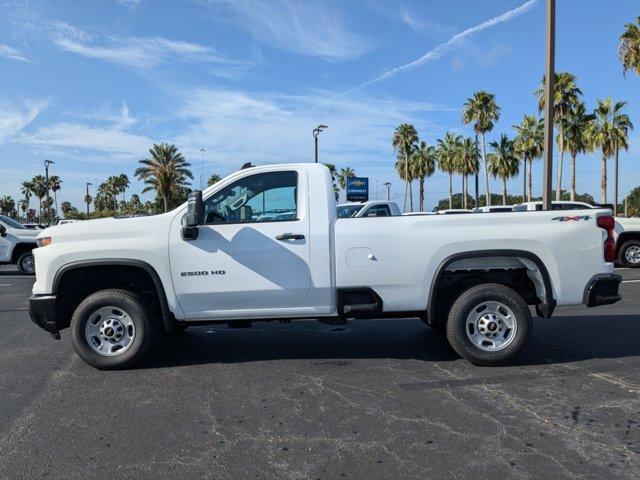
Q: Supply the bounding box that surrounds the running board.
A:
[338,288,383,317]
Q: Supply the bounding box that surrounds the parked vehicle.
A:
[57,219,80,225]
[0,214,40,274]
[337,201,401,218]
[473,206,514,213]
[30,163,620,369]
[436,209,474,215]
[23,223,48,230]
[515,201,640,267]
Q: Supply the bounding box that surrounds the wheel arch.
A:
[426,249,556,323]
[11,242,36,263]
[53,259,176,332]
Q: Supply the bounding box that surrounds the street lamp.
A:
[313,124,328,163]
[85,182,93,215]
[200,148,205,189]
[44,160,55,225]
[383,182,391,201]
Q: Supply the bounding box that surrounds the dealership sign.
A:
[346,177,369,202]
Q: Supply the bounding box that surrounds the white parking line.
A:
[0,284,11,287]
[622,280,640,283]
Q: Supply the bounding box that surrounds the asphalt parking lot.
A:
[1,265,639,479]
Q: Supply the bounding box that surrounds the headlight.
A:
[37,237,52,247]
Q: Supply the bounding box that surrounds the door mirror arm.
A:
[182,190,203,241]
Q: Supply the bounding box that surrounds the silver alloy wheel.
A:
[85,306,136,356]
[465,300,517,352]
[624,245,640,265]
[20,254,35,274]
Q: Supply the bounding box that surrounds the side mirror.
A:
[0,225,6,237]
[182,190,203,241]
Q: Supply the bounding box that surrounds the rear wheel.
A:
[619,240,640,268]
[17,251,35,275]
[70,289,158,369]
[446,283,532,366]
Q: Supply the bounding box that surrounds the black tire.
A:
[446,283,532,366]
[618,240,640,268]
[17,251,35,275]
[70,289,158,369]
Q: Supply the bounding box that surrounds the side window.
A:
[562,203,584,210]
[364,205,391,217]
[203,171,298,224]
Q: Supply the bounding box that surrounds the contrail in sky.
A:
[321,0,539,105]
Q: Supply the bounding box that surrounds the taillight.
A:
[597,215,616,262]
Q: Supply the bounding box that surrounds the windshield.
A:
[0,214,25,229]
[337,205,363,218]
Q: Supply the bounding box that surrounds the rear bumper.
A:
[583,274,622,307]
[29,294,61,339]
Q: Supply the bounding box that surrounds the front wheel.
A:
[446,283,532,366]
[17,251,35,275]
[70,289,158,369]
[619,240,640,268]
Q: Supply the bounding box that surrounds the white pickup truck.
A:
[30,163,621,369]
[0,214,40,274]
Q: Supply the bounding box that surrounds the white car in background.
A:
[514,201,640,268]
[337,201,401,218]
[436,209,474,215]
[0,214,40,274]
[473,206,514,213]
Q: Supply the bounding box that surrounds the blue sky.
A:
[0,0,638,211]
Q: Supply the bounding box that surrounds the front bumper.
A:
[29,294,61,339]
[583,274,622,307]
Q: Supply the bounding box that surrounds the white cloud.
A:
[211,0,371,60]
[0,44,30,62]
[327,0,539,102]
[114,0,141,7]
[0,99,48,143]
[51,21,243,69]
[398,5,452,37]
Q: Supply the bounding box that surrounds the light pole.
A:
[474,133,479,207]
[542,0,555,210]
[383,182,391,201]
[44,159,55,225]
[313,125,328,163]
[85,182,92,215]
[200,148,205,189]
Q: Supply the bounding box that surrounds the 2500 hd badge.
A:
[180,270,226,276]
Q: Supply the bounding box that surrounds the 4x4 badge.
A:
[551,215,590,222]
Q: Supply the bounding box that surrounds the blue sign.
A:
[346,177,369,202]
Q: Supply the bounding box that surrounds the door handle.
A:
[276,233,305,241]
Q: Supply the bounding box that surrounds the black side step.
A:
[338,288,383,317]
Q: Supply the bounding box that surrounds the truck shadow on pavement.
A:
[140,314,640,369]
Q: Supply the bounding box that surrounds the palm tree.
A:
[207,174,222,186]
[620,16,640,77]
[535,72,582,201]
[392,123,419,211]
[562,103,595,201]
[462,91,500,206]
[590,98,633,207]
[48,175,62,219]
[458,137,480,209]
[31,175,47,222]
[410,141,436,211]
[436,132,462,209]
[487,134,519,205]
[513,115,545,202]
[117,174,130,203]
[20,181,33,219]
[135,143,194,212]
[0,196,15,216]
[337,167,356,201]
[105,176,120,211]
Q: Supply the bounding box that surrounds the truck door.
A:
[169,168,313,318]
